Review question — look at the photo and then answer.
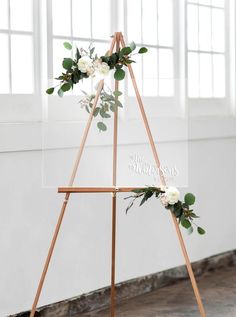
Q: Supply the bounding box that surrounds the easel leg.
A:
[29,193,70,317]
[111,193,117,317]
[110,32,120,317]
[120,34,206,317]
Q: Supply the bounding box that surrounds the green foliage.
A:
[61,82,71,92]
[62,58,73,70]
[97,121,107,131]
[46,87,54,95]
[139,47,148,54]
[63,42,72,50]
[125,186,206,236]
[114,68,125,81]
[184,193,196,205]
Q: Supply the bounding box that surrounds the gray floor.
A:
[81,266,236,317]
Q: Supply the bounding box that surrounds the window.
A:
[124,0,174,98]
[187,0,226,98]
[0,0,34,94]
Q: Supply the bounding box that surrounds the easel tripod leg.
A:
[110,193,117,317]
[29,193,70,317]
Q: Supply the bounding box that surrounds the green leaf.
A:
[140,191,153,206]
[58,88,63,97]
[46,87,54,95]
[93,107,100,117]
[138,47,148,54]
[63,42,72,50]
[197,227,206,235]
[113,90,122,97]
[129,41,136,51]
[114,68,125,81]
[61,83,71,92]
[190,212,199,218]
[62,58,73,70]
[120,46,132,57]
[97,122,107,131]
[184,193,196,205]
[181,218,192,229]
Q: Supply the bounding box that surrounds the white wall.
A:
[0,135,236,316]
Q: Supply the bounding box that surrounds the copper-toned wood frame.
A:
[29,33,206,317]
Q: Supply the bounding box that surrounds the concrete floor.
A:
[81,266,236,317]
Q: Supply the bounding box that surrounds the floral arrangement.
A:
[125,186,206,235]
[46,41,147,131]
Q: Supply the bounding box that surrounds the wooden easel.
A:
[29,32,206,317]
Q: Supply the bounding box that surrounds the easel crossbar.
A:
[58,187,142,193]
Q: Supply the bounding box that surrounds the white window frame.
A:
[0,0,41,123]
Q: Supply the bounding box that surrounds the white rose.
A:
[86,66,95,76]
[95,62,110,79]
[78,56,93,73]
[165,186,180,205]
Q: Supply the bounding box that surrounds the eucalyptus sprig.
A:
[79,87,123,132]
[125,187,206,235]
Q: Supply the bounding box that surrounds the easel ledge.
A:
[58,186,143,193]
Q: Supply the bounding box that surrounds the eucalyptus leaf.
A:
[184,193,196,205]
[130,41,136,51]
[46,87,54,95]
[62,58,73,70]
[113,90,122,97]
[97,122,107,131]
[63,42,72,50]
[58,88,64,97]
[114,68,125,81]
[61,83,71,92]
[138,47,148,54]
[197,227,206,235]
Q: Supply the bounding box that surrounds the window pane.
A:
[142,0,157,45]
[213,54,225,97]
[10,0,32,31]
[159,49,174,96]
[212,0,224,8]
[212,8,225,52]
[187,4,199,50]
[199,53,212,97]
[92,0,110,39]
[72,0,91,38]
[127,0,141,43]
[0,0,8,29]
[199,0,211,4]
[0,34,10,93]
[158,0,173,46]
[188,52,199,98]
[52,0,71,36]
[11,35,33,93]
[199,6,211,51]
[143,48,157,96]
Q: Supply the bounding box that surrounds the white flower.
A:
[86,66,95,76]
[165,186,180,205]
[95,62,110,79]
[78,56,93,73]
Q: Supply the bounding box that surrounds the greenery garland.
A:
[125,186,206,235]
[46,41,147,131]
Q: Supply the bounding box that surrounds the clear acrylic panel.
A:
[159,49,174,96]
[0,0,8,29]
[199,6,211,51]
[52,0,71,36]
[92,0,111,39]
[127,0,142,43]
[199,53,212,97]
[142,0,157,45]
[11,35,34,93]
[187,4,199,50]
[0,34,10,93]
[188,52,199,98]
[158,0,173,47]
[72,0,91,38]
[10,0,32,31]
[213,54,225,97]
[143,47,158,96]
[212,8,225,52]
